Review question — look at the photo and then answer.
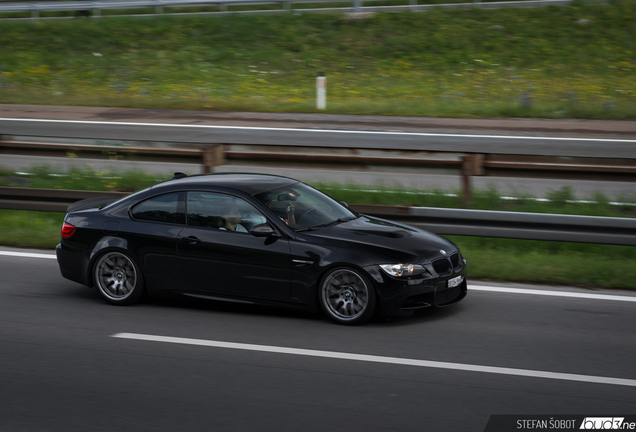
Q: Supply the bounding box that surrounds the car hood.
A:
[302,215,457,262]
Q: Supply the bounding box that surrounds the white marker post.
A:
[317,72,326,110]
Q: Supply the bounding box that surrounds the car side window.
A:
[130,192,185,224]
[187,192,266,233]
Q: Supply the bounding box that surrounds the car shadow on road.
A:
[375,303,467,327]
[65,282,467,327]
[144,292,467,327]
[147,292,325,323]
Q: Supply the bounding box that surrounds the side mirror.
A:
[250,223,279,237]
[339,201,349,208]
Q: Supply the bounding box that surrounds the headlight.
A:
[379,264,427,277]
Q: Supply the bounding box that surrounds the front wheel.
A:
[319,268,376,325]
[93,251,145,305]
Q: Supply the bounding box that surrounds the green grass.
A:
[0,210,65,249]
[0,165,167,191]
[1,166,634,289]
[3,165,636,216]
[3,165,636,214]
[314,183,636,218]
[448,236,636,289]
[1,1,636,118]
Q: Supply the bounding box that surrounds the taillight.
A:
[61,222,76,238]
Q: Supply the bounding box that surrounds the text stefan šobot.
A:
[517,419,577,429]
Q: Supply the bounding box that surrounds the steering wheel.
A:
[299,207,316,222]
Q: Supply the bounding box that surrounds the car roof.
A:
[151,173,300,196]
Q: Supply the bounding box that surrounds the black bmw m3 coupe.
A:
[57,173,467,325]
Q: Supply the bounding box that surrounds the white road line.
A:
[469,285,636,302]
[4,118,636,143]
[0,251,57,259]
[112,332,636,387]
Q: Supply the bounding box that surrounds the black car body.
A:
[56,173,467,325]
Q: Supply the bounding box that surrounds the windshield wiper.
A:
[296,216,358,232]
[310,216,356,230]
[295,220,339,232]
[319,219,342,228]
[339,216,358,222]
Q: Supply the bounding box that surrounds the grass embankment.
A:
[1,166,634,289]
[1,1,636,118]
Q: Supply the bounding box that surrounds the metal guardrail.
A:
[1,187,635,245]
[352,203,636,246]
[2,137,636,207]
[0,140,221,166]
[0,0,581,19]
[0,187,129,212]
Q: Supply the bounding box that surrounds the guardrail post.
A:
[409,0,416,10]
[283,1,290,11]
[461,154,485,208]
[461,156,472,208]
[31,9,39,20]
[202,145,226,173]
[474,154,485,176]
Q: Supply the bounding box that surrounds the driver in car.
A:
[257,193,296,227]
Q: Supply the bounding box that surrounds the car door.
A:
[177,191,292,301]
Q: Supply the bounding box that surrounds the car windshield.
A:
[254,182,357,231]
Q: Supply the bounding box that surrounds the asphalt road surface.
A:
[2,105,636,199]
[1,247,635,432]
[3,114,636,158]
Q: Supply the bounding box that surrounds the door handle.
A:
[182,236,201,244]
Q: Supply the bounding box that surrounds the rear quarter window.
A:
[130,192,185,224]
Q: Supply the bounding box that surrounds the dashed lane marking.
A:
[0,251,57,259]
[112,332,636,387]
[469,285,636,302]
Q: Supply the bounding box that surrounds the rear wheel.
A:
[319,268,376,325]
[93,251,144,305]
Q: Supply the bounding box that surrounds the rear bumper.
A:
[56,243,90,286]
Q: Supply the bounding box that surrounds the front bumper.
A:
[364,263,468,318]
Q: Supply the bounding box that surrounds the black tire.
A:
[93,251,145,305]
[318,267,376,325]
